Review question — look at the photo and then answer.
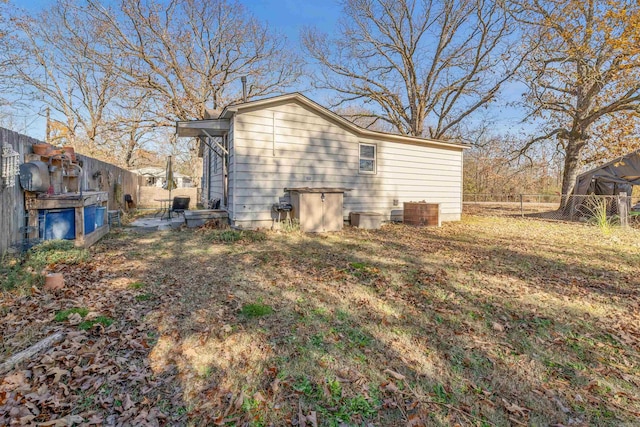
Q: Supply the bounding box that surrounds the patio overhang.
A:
[175,119,230,138]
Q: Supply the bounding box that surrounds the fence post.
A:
[520,194,524,218]
[618,192,629,228]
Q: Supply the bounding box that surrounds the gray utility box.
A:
[350,212,383,230]
[286,187,348,232]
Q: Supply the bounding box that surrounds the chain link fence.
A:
[464,193,637,227]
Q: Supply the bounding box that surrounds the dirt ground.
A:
[1,215,639,426]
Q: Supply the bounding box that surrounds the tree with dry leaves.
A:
[2,1,121,146]
[303,0,525,140]
[513,0,640,199]
[84,0,302,122]
[1,0,300,176]
[464,136,563,195]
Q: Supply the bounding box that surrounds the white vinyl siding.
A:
[230,101,463,227]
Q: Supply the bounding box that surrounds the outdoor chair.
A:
[208,198,221,210]
[171,196,190,215]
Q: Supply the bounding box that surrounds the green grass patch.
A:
[79,316,114,330]
[129,281,146,289]
[1,241,89,292]
[240,303,274,318]
[204,230,266,244]
[55,307,89,322]
[27,240,90,266]
[135,293,153,302]
[346,261,380,280]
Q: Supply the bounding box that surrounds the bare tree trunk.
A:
[560,140,585,207]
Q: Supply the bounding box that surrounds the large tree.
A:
[303,0,525,139]
[1,0,301,172]
[3,0,122,145]
[84,0,301,122]
[514,0,640,198]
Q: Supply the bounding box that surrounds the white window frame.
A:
[359,143,377,174]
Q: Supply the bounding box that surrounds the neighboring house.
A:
[131,167,193,188]
[176,93,467,229]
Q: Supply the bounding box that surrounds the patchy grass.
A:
[0,241,89,292]
[79,316,114,331]
[129,281,146,289]
[240,302,274,318]
[135,293,153,302]
[1,215,639,426]
[202,229,266,243]
[54,307,89,322]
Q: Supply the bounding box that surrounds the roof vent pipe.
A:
[241,76,247,103]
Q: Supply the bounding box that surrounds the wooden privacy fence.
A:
[0,127,142,255]
[137,186,198,208]
[77,154,143,211]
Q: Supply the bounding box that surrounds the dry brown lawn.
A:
[1,215,639,426]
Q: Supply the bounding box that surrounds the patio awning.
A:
[175,119,230,138]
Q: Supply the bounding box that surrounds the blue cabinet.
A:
[40,209,76,240]
[84,206,96,235]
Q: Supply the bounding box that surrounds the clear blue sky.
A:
[12,0,343,138]
[20,0,342,40]
[12,0,526,139]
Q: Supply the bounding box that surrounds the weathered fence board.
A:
[77,155,142,211]
[0,128,40,255]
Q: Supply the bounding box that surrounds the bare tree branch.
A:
[304,0,524,139]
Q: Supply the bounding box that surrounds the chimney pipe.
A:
[241,76,247,103]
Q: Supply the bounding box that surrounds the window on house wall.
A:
[213,149,218,174]
[359,143,376,174]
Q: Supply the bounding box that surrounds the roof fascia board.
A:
[175,119,230,137]
[219,93,468,150]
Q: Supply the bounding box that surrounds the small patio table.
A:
[154,198,173,220]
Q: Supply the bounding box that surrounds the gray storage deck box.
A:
[350,212,383,230]
[184,210,228,228]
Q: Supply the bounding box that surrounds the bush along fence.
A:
[464,193,635,227]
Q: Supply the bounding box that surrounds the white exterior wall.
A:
[231,101,463,228]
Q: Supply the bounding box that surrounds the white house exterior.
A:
[131,167,193,188]
[177,93,467,229]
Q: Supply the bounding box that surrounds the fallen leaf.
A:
[271,378,281,395]
[37,415,84,426]
[502,398,529,417]
[47,367,70,383]
[234,391,244,410]
[123,393,134,410]
[306,411,318,427]
[406,413,426,427]
[381,381,399,393]
[67,312,83,325]
[384,368,406,381]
